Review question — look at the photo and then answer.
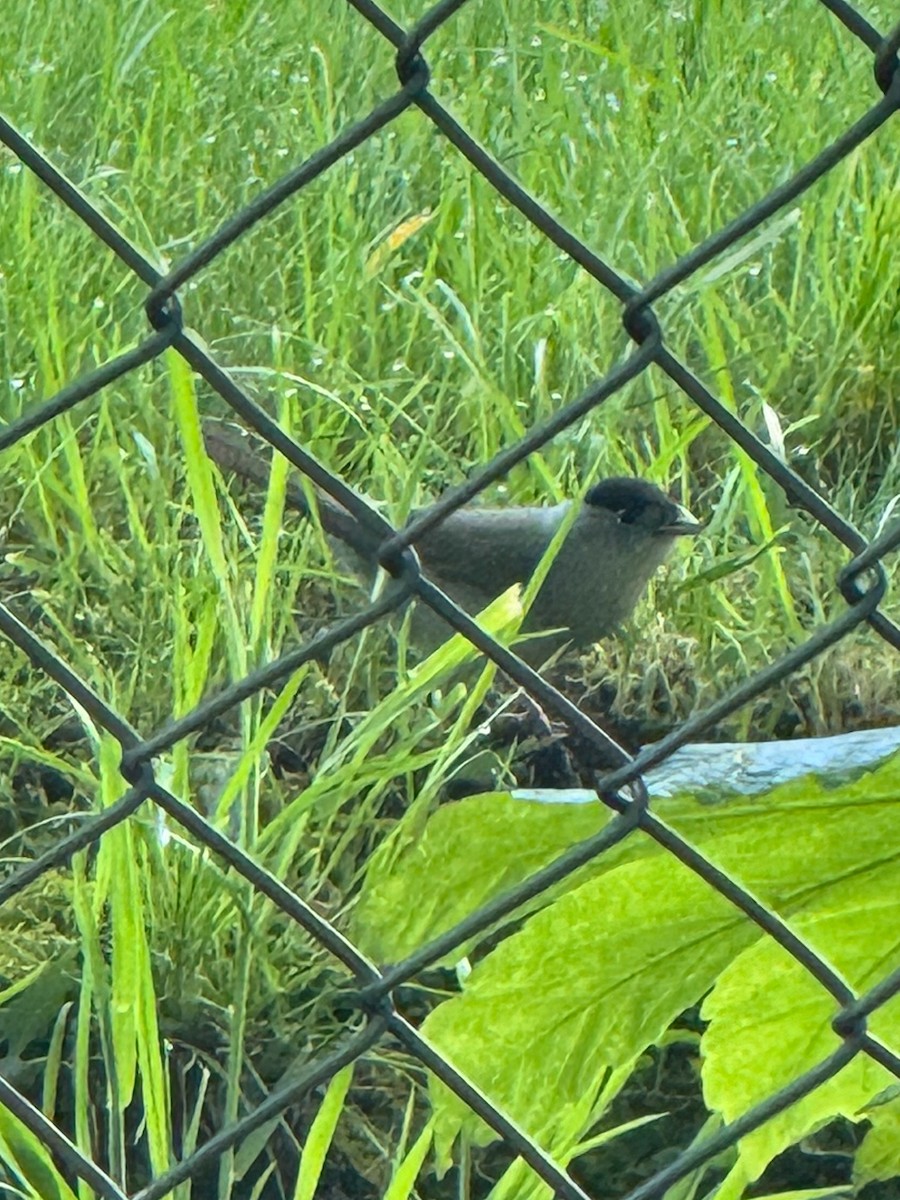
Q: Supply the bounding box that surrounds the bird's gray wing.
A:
[414,505,563,592]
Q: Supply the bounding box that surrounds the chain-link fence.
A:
[1,0,899,1197]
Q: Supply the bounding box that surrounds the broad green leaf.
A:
[855,1096,900,1184]
[356,752,900,965]
[424,853,749,1160]
[352,792,613,963]
[703,865,900,1188]
[380,753,900,1173]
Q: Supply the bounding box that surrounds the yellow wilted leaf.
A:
[364,209,434,278]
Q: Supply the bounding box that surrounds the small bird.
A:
[203,419,704,663]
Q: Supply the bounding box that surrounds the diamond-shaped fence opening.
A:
[0,1,898,1198]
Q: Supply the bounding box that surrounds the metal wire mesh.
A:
[0,0,898,1197]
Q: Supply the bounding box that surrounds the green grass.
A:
[0,0,898,1195]
[0,0,896,734]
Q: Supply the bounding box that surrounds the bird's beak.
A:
[660,503,706,536]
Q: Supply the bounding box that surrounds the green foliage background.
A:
[0,0,897,1196]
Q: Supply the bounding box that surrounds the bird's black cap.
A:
[585,477,703,534]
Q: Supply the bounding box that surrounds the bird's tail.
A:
[201,418,311,514]
[201,417,382,563]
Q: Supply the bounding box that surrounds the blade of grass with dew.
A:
[218,923,252,1200]
[488,1114,665,1200]
[56,411,103,562]
[41,1000,74,1124]
[0,738,96,793]
[167,349,247,678]
[248,1163,278,1200]
[692,208,802,289]
[249,398,292,652]
[97,735,171,1178]
[384,1117,434,1200]
[696,290,802,637]
[291,1063,354,1200]
[264,583,528,859]
[210,663,309,826]
[71,851,115,1195]
[0,1112,78,1200]
[171,585,221,799]
[257,586,525,870]
[180,1061,211,1163]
